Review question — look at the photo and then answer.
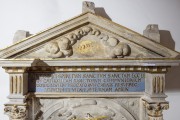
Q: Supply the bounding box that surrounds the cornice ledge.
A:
[0,58,179,67]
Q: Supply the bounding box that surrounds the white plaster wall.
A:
[0,0,179,119]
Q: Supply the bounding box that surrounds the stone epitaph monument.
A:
[0,1,179,120]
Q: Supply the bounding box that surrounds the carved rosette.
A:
[4,105,27,119]
[143,100,169,120]
[45,26,131,58]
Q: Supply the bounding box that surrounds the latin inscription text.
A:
[28,72,145,92]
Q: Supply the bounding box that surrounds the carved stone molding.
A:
[4,105,27,119]
[45,26,131,58]
[29,66,168,73]
[3,67,28,74]
[143,100,169,120]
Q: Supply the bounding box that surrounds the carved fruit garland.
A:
[45,26,131,58]
[102,37,131,58]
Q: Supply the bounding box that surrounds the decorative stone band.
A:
[148,116,164,120]
[4,105,27,119]
[4,67,28,74]
[143,100,169,120]
[29,66,169,73]
[0,59,179,67]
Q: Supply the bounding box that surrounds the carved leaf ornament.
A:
[4,105,27,119]
[45,27,131,58]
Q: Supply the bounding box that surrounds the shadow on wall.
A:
[95,7,112,20]
[159,30,175,50]
[159,30,180,92]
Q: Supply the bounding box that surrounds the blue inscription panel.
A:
[28,72,145,92]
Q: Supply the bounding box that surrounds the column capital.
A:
[4,105,27,120]
[142,99,169,120]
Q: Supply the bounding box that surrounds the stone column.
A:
[3,67,29,120]
[142,68,169,120]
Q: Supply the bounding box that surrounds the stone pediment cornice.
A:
[0,12,179,59]
[0,58,179,67]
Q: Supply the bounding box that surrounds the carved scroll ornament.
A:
[45,26,131,58]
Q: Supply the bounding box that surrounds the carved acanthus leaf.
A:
[143,100,169,118]
[4,105,27,119]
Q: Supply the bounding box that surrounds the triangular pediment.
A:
[0,12,179,59]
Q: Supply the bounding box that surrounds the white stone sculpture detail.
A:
[45,27,97,58]
[38,98,136,120]
[143,24,160,43]
[82,1,95,13]
[110,43,131,58]
[4,105,27,119]
[116,98,139,119]
[46,99,115,120]
[45,26,131,58]
[143,101,169,120]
